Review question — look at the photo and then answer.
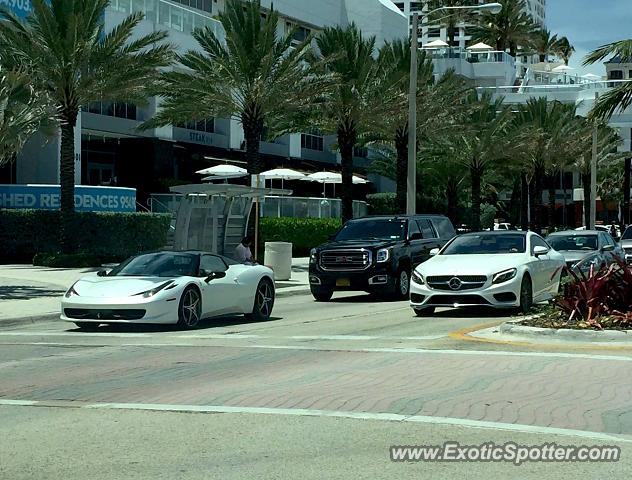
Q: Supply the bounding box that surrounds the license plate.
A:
[336,278,351,287]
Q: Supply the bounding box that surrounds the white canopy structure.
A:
[195,164,247,177]
[552,65,574,73]
[422,39,449,49]
[466,42,494,51]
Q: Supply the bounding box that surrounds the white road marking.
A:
[1,399,627,443]
[0,331,447,342]
[2,341,632,362]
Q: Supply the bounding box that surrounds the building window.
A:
[170,0,212,13]
[301,133,324,151]
[609,70,624,80]
[82,102,138,120]
[176,118,215,133]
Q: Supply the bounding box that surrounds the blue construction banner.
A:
[0,0,36,19]
[0,185,137,212]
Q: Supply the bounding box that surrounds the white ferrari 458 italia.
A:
[61,251,275,330]
[410,231,565,316]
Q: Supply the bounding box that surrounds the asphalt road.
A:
[2,292,632,479]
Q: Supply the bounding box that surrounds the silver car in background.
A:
[621,226,632,265]
[546,230,625,272]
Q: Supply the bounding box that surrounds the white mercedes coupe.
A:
[410,231,564,316]
[61,251,275,330]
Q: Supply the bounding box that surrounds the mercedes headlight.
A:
[411,270,425,285]
[492,268,517,284]
[376,248,390,263]
[135,280,174,298]
[310,248,317,263]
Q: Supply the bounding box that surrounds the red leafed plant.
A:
[553,257,632,328]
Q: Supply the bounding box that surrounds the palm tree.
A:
[510,98,574,233]
[533,29,558,63]
[555,36,575,66]
[470,0,536,57]
[148,0,325,176]
[0,0,173,252]
[571,121,624,226]
[313,24,402,222]
[0,67,54,165]
[584,39,632,225]
[430,92,510,231]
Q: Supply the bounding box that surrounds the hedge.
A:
[367,192,398,215]
[0,209,172,264]
[259,217,342,257]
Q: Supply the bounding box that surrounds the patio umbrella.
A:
[196,164,247,177]
[423,39,449,49]
[260,168,306,198]
[552,65,574,73]
[582,73,601,81]
[466,42,493,51]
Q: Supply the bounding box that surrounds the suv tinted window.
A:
[408,220,421,239]
[419,219,436,239]
[431,217,456,239]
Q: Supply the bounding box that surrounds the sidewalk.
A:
[0,259,311,328]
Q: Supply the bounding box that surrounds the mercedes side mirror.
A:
[533,246,549,257]
[205,271,227,283]
[97,269,108,277]
[429,248,440,256]
[602,244,615,252]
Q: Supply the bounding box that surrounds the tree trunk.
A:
[446,177,458,226]
[394,123,408,215]
[539,53,546,63]
[533,164,544,234]
[582,172,591,227]
[338,118,356,223]
[520,171,529,231]
[470,163,482,232]
[508,176,520,227]
[242,114,263,175]
[548,174,556,231]
[59,109,78,254]
[624,157,631,226]
[447,24,456,47]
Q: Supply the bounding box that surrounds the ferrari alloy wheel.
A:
[247,278,275,321]
[178,287,201,329]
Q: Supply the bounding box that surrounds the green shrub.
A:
[0,210,171,264]
[367,192,397,215]
[33,252,102,268]
[259,217,342,257]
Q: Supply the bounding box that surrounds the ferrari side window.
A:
[200,255,228,275]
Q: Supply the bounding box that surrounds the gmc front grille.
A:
[320,249,372,271]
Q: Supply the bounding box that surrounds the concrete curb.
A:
[275,287,311,298]
[500,319,632,342]
[0,313,60,329]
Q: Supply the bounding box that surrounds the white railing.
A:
[477,79,632,96]
[428,48,515,67]
[149,193,369,219]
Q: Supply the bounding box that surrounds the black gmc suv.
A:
[308,215,456,301]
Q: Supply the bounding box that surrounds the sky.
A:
[547,0,632,77]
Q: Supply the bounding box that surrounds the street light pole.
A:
[406,12,419,215]
[590,92,599,229]
[406,3,502,216]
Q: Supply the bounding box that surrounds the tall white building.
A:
[391,0,546,52]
